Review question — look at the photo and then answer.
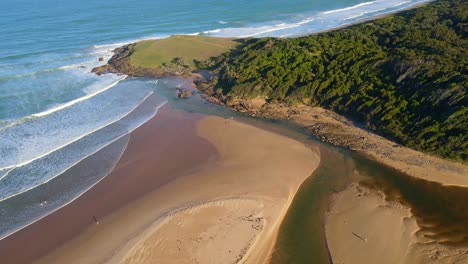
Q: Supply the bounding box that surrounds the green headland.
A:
[95,0,467,162]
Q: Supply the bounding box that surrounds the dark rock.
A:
[98,57,104,62]
[176,88,193,99]
[91,64,113,76]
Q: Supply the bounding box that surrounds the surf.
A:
[0,92,167,239]
[0,80,152,170]
[0,92,166,202]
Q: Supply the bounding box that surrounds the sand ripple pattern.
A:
[118,199,265,264]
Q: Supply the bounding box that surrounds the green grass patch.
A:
[130,35,238,68]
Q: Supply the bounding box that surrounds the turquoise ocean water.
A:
[0,0,429,239]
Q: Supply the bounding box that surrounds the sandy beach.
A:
[326,183,468,264]
[229,100,468,187]
[0,105,319,264]
[0,106,217,264]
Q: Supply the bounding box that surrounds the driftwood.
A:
[352,232,367,242]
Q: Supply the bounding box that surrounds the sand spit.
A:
[325,184,468,264]
[35,115,319,264]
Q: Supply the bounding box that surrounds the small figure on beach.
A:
[93,216,99,225]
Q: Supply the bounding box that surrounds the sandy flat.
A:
[117,199,265,264]
[325,183,468,264]
[230,99,468,187]
[34,114,319,264]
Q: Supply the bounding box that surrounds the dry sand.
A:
[325,183,468,264]
[34,114,319,264]
[231,100,468,187]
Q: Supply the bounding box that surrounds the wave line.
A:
[0,94,167,203]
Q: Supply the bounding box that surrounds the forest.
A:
[203,0,467,161]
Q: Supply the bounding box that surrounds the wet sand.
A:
[0,105,319,263]
[0,106,218,264]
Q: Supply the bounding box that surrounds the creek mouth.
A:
[154,76,468,262]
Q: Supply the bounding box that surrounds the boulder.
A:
[91,64,113,75]
[176,88,193,99]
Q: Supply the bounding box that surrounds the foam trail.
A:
[0,136,130,241]
[58,63,86,70]
[320,1,376,15]
[91,42,127,50]
[0,95,167,240]
[0,82,152,170]
[0,167,14,181]
[204,0,427,38]
[0,93,164,202]
[32,77,125,118]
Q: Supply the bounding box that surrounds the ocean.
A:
[0,0,429,239]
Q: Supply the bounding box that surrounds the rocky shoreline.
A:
[92,44,193,77]
[92,47,468,186]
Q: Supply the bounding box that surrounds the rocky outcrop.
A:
[176,88,193,99]
[91,64,113,75]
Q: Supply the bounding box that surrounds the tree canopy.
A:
[204,0,468,161]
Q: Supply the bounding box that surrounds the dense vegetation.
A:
[204,0,467,161]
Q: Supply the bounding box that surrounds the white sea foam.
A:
[320,1,376,15]
[31,77,125,118]
[0,136,130,241]
[0,95,167,240]
[0,93,166,202]
[204,0,428,38]
[0,82,153,171]
[0,167,14,181]
[91,42,127,50]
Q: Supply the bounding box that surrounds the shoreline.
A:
[38,112,319,264]
[303,1,433,36]
[1,1,464,263]
[0,106,219,264]
[0,104,319,263]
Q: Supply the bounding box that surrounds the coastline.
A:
[91,1,467,189]
[0,105,319,263]
[306,0,433,36]
[0,106,218,264]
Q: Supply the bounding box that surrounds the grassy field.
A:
[130,35,238,68]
